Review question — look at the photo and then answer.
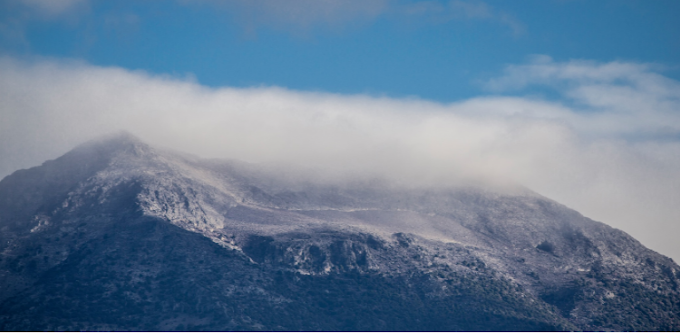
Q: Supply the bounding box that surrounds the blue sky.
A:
[2,0,679,101]
[1,0,680,260]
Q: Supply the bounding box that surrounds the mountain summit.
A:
[1,133,679,331]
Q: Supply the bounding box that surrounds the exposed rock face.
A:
[1,133,679,331]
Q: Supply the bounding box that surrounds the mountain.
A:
[1,132,679,331]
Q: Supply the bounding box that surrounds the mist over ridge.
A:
[1,55,680,261]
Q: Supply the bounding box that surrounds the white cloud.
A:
[1,56,679,262]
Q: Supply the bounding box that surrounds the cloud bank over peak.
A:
[1,55,679,261]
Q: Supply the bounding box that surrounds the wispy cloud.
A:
[1,56,679,260]
[485,55,680,139]
[17,0,89,18]
[397,0,524,36]
[0,0,525,44]
[0,0,90,50]
[180,0,525,36]
[182,0,390,35]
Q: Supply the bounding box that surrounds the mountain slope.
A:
[1,133,678,331]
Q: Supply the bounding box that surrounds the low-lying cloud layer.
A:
[1,55,679,261]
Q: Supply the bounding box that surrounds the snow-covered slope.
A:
[1,133,679,331]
